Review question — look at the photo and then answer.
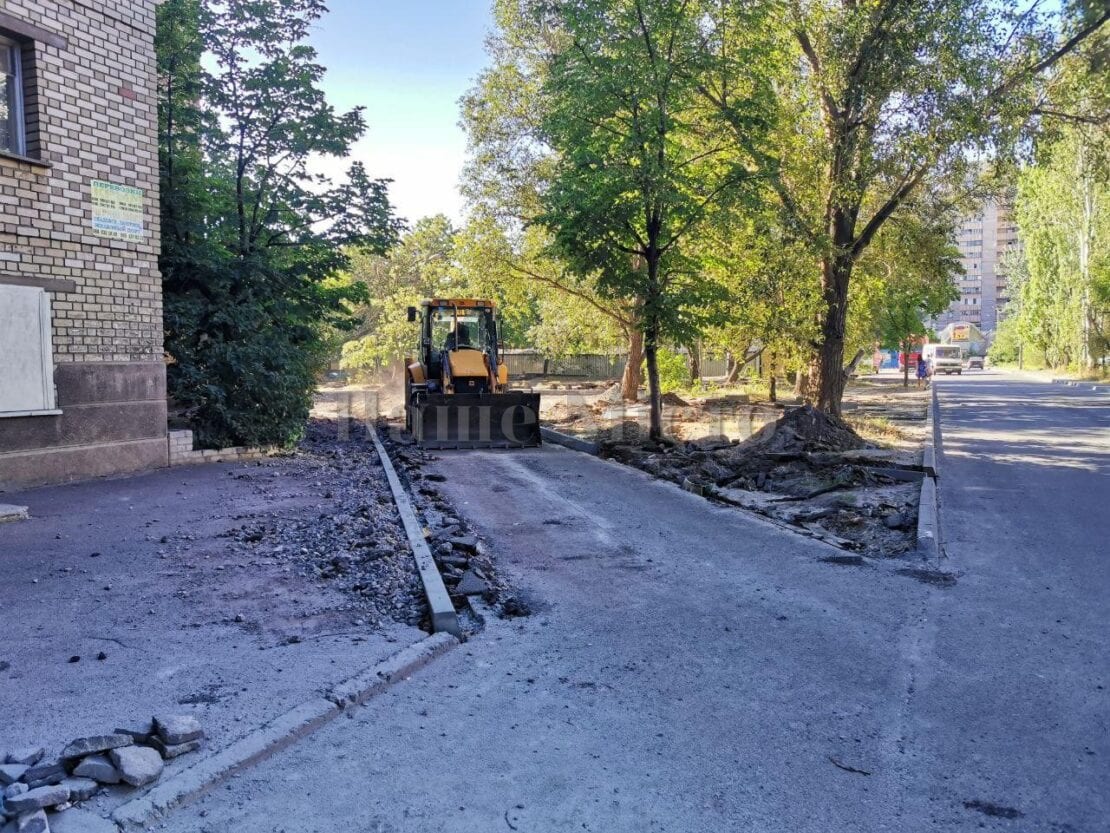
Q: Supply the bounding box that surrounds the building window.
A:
[0,284,57,416]
[0,34,25,155]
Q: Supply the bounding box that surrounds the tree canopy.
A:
[157,0,401,448]
[460,0,1106,417]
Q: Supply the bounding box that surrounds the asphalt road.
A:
[155,372,1108,833]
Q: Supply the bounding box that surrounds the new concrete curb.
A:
[370,427,461,637]
[540,426,600,455]
[916,385,941,559]
[110,632,459,830]
[1051,377,1110,392]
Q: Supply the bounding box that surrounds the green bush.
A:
[655,348,691,393]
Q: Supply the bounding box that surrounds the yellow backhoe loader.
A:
[404,299,542,448]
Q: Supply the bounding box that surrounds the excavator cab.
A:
[405,299,541,448]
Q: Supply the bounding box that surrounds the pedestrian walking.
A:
[916,354,930,389]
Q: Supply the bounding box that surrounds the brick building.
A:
[0,0,165,489]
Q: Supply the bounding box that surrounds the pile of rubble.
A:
[224,419,427,628]
[603,405,922,556]
[0,716,203,831]
[379,430,523,617]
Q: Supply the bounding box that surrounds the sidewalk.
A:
[0,421,427,816]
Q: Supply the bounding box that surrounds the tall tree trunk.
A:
[1078,139,1094,370]
[621,328,644,402]
[644,315,662,443]
[688,341,700,385]
[794,363,808,398]
[816,251,852,415]
[767,348,777,403]
[902,342,910,388]
[644,252,663,444]
[726,343,762,384]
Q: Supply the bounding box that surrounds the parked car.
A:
[966,356,984,370]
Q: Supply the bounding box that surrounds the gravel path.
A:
[0,419,429,814]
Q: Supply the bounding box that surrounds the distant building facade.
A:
[931,198,1021,337]
[0,0,165,489]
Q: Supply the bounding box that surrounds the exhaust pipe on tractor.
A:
[410,392,542,449]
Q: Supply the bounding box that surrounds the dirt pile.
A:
[740,404,868,455]
[601,404,921,556]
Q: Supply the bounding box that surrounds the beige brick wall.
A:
[167,429,279,466]
[0,0,162,364]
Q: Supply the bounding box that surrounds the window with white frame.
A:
[0,284,57,416]
[0,34,25,156]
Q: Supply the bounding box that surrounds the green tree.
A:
[157,0,401,448]
[1011,20,1109,371]
[535,0,772,441]
[859,211,961,386]
[461,0,650,401]
[341,216,462,374]
[698,0,1108,413]
[695,203,821,396]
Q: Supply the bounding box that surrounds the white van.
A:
[923,344,963,375]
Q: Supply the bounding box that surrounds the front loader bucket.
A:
[411,392,542,449]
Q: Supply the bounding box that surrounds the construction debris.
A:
[603,404,925,556]
[0,716,205,831]
[222,419,428,629]
[378,427,519,620]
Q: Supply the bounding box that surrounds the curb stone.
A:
[1051,377,1110,392]
[110,632,459,830]
[370,427,461,637]
[916,385,942,559]
[539,426,600,455]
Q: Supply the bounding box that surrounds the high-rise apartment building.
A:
[932,198,1021,336]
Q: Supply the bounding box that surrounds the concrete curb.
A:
[540,426,600,455]
[370,427,461,638]
[110,632,459,830]
[916,475,939,559]
[916,385,942,559]
[1051,377,1110,392]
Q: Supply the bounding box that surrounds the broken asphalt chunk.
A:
[15,808,49,833]
[0,766,28,787]
[108,747,163,787]
[3,751,42,768]
[4,784,69,814]
[57,778,98,802]
[21,764,65,789]
[60,735,131,761]
[152,715,204,746]
[71,756,120,785]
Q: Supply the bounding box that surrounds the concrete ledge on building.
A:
[168,429,280,466]
[0,437,169,491]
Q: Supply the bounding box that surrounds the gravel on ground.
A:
[0,417,436,815]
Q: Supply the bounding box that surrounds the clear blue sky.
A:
[308,1,494,226]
